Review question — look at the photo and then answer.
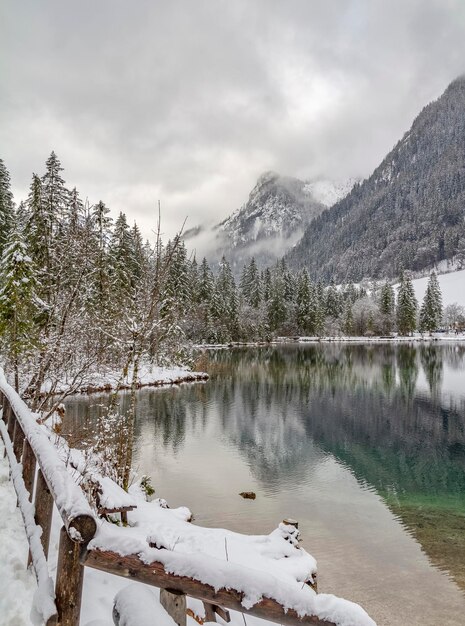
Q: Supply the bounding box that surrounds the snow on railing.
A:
[84,527,376,626]
[0,369,96,543]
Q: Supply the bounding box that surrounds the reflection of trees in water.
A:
[207,344,465,589]
[420,344,443,397]
[134,389,189,452]
[204,344,465,497]
[396,345,419,401]
[65,344,465,496]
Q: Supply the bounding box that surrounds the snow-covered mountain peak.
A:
[185,171,355,273]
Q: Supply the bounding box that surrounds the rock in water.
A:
[239,491,256,499]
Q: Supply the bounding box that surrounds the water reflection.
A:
[65,343,465,610]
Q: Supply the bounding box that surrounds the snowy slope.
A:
[303,178,357,208]
[410,269,465,307]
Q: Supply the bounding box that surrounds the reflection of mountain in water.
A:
[205,344,465,589]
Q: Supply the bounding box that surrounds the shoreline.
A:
[71,371,209,395]
[195,334,465,349]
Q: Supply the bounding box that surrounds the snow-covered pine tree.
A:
[396,272,418,335]
[214,256,239,340]
[262,268,272,302]
[240,257,261,309]
[41,151,69,226]
[419,272,443,333]
[0,158,14,257]
[379,282,395,334]
[0,227,41,391]
[342,301,354,336]
[296,269,311,334]
[25,174,50,296]
[90,200,113,308]
[197,257,214,303]
[109,212,134,307]
[163,235,191,316]
[343,282,359,305]
[325,280,342,319]
[267,271,286,332]
[189,256,199,304]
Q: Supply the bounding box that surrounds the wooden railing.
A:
[0,380,97,626]
[0,373,362,626]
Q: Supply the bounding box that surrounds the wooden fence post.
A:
[13,421,25,462]
[33,469,53,558]
[22,438,36,498]
[55,526,85,626]
[7,403,15,440]
[160,589,187,626]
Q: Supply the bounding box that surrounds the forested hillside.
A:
[286,76,465,282]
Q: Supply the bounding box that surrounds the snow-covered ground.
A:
[0,438,37,625]
[404,268,465,307]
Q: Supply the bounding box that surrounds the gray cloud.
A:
[1,0,465,240]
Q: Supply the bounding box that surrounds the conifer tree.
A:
[41,151,69,225]
[197,257,214,303]
[268,272,286,332]
[325,281,342,318]
[379,282,395,333]
[262,268,272,302]
[163,236,191,315]
[25,174,50,294]
[0,227,40,390]
[214,256,239,340]
[419,272,442,333]
[342,301,354,335]
[396,272,418,335]
[110,212,133,306]
[240,257,261,308]
[0,158,14,257]
[296,270,311,333]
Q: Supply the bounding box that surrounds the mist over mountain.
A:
[184,171,355,272]
[286,76,465,283]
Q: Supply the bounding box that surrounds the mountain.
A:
[185,171,354,272]
[286,76,465,283]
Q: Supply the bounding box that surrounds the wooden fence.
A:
[0,381,339,626]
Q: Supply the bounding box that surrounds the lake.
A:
[65,343,465,626]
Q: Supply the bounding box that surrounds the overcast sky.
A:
[1,0,465,240]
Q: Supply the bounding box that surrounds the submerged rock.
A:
[239,491,256,499]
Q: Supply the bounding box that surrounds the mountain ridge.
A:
[184,171,355,271]
[285,76,465,282]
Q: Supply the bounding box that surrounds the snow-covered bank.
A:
[198,334,465,349]
[296,333,465,343]
[42,363,208,396]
